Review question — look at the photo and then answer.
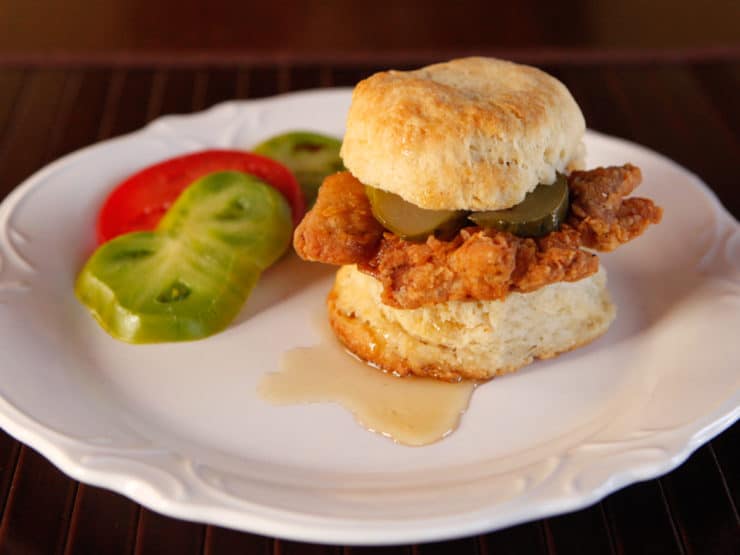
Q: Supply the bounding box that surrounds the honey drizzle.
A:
[258,322,476,446]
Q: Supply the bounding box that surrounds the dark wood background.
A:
[1,0,739,55]
[0,1,738,554]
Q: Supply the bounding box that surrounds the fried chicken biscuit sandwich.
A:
[294,57,662,381]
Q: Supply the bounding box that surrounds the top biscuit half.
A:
[340,57,586,211]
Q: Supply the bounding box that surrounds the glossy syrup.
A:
[258,320,476,446]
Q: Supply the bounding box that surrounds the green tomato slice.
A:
[76,171,292,343]
[469,174,569,237]
[253,131,344,205]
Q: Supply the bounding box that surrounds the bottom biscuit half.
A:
[327,264,616,381]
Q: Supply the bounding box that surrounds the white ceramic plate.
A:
[0,89,738,545]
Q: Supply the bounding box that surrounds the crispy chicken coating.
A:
[359,228,599,308]
[293,166,662,308]
[568,164,662,251]
[293,171,384,265]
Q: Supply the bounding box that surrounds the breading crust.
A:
[294,165,662,308]
[293,171,384,265]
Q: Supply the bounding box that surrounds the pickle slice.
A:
[253,131,344,206]
[365,186,466,241]
[469,174,569,237]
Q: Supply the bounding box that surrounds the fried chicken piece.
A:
[568,164,663,251]
[293,171,384,264]
[359,229,516,307]
[293,165,660,308]
[360,227,598,308]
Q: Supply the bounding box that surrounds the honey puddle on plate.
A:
[258,322,477,446]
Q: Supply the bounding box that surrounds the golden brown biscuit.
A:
[328,265,615,381]
[340,57,586,211]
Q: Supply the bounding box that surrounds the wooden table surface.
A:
[0,53,737,554]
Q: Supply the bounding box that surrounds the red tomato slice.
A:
[96,150,305,244]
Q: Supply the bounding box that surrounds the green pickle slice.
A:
[253,131,344,206]
[469,174,569,237]
[365,186,466,241]
[76,171,292,343]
